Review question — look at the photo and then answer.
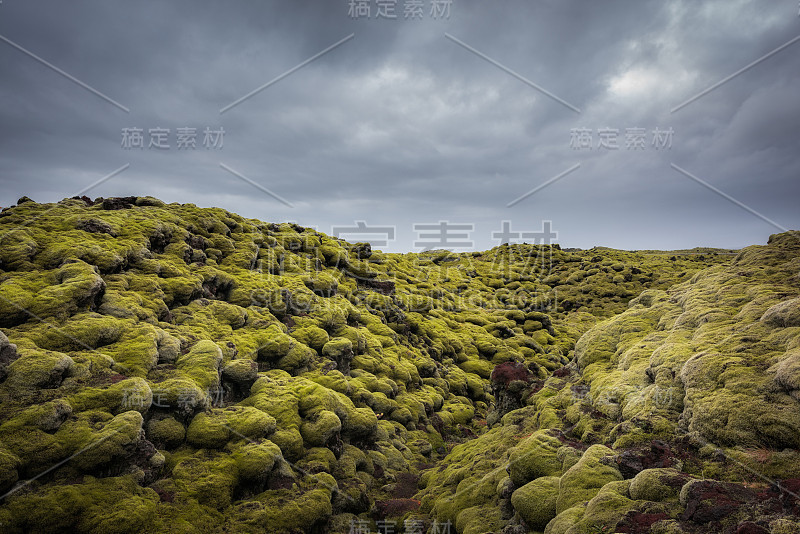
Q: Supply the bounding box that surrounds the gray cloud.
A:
[1,0,798,252]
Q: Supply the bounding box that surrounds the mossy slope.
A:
[0,196,797,533]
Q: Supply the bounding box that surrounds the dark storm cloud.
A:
[1,0,798,251]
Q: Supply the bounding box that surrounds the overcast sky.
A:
[1,0,798,252]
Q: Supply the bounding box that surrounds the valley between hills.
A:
[0,196,798,534]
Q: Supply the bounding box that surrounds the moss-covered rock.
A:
[511,475,560,530]
[572,479,637,532]
[221,358,259,385]
[629,467,689,502]
[231,439,282,481]
[761,297,800,328]
[0,474,159,533]
[70,377,152,414]
[70,410,146,472]
[544,504,586,534]
[146,415,186,448]
[0,197,787,532]
[171,452,239,510]
[300,410,342,447]
[507,430,564,487]
[290,325,329,353]
[4,348,73,390]
[556,444,622,514]
[176,339,223,392]
[322,337,354,373]
[186,406,276,448]
[0,448,20,494]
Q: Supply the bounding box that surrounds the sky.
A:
[1,0,798,252]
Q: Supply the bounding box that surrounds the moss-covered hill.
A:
[0,195,797,533]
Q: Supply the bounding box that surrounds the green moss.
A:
[3,398,72,432]
[301,272,339,296]
[221,358,258,384]
[556,444,622,514]
[761,297,800,328]
[172,452,239,510]
[0,198,783,531]
[770,518,800,534]
[343,406,378,440]
[225,473,334,532]
[568,480,636,533]
[146,415,186,448]
[774,349,800,393]
[186,406,276,448]
[511,475,560,530]
[69,377,152,414]
[543,504,585,534]
[269,428,305,461]
[4,348,73,390]
[0,448,20,494]
[231,439,282,480]
[557,446,582,472]
[176,340,223,392]
[290,325,330,352]
[455,505,503,534]
[149,377,207,415]
[508,430,563,487]
[300,410,342,447]
[30,313,125,352]
[297,446,337,474]
[0,260,106,325]
[629,468,687,502]
[0,474,159,533]
[156,330,182,363]
[246,374,302,428]
[66,411,144,471]
[321,337,353,360]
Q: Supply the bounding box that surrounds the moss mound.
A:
[1,196,798,532]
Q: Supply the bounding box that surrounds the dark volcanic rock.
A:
[615,440,679,478]
[486,361,539,424]
[76,218,117,236]
[101,196,137,210]
[681,480,758,523]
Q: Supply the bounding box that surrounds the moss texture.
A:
[1,197,797,533]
